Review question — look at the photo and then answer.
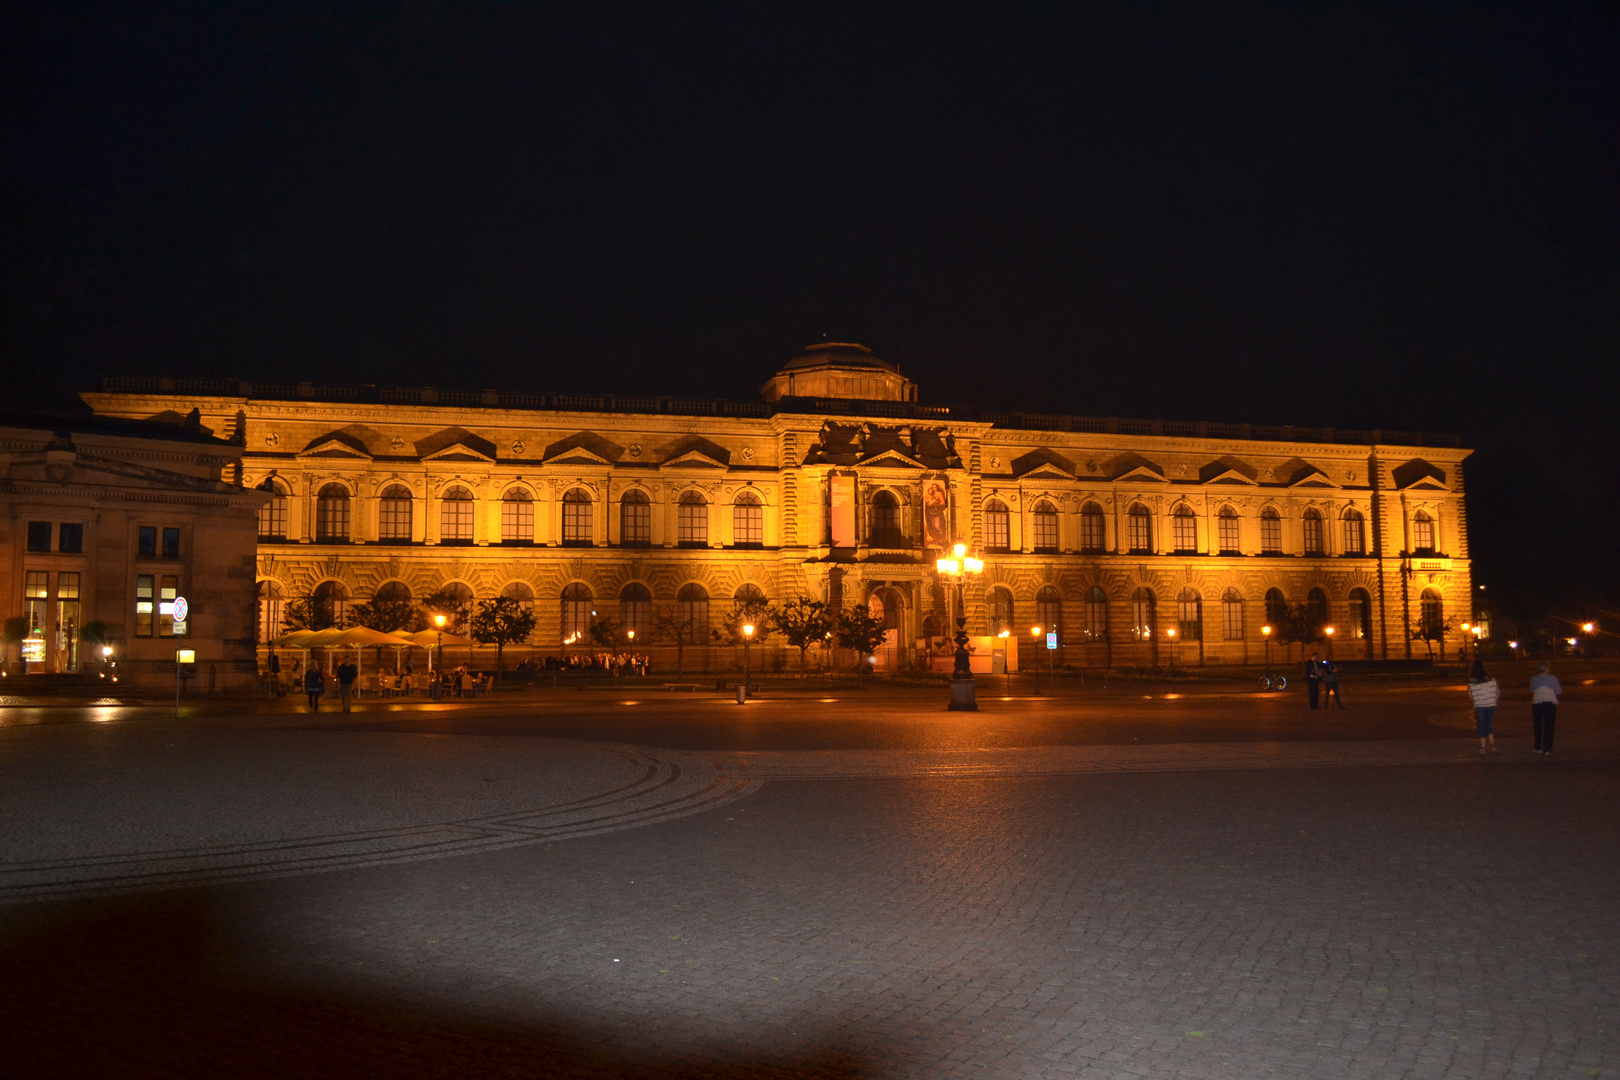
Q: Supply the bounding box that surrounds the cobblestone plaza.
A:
[4,682,1616,1078]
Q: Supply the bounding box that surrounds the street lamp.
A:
[998,629,1010,695]
[1030,625,1043,693]
[433,613,447,696]
[1166,625,1177,670]
[1261,624,1273,676]
[1323,624,1335,661]
[936,542,985,711]
[741,623,755,700]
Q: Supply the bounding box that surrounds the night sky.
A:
[5,2,1618,618]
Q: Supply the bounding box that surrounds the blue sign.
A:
[1046,632,1058,650]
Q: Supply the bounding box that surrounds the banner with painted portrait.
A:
[922,477,950,551]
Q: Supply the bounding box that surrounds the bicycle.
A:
[1259,674,1288,691]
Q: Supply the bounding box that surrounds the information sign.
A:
[21,637,46,663]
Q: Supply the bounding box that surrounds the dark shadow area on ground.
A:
[0,892,868,1079]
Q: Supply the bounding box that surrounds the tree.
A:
[712,600,775,647]
[1273,603,1316,664]
[587,617,625,649]
[79,620,110,646]
[422,587,471,634]
[1410,613,1460,661]
[348,596,426,634]
[280,596,322,632]
[771,597,831,675]
[834,605,889,673]
[469,597,537,684]
[651,606,698,680]
[2,615,30,668]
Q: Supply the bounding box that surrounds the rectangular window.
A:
[1218,514,1239,554]
[500,500,534,544]
[1127,513,1151,553]
[135,575,155,637]
[1343,517,1365,555]
[1172,514,1197,553]
[1303,515,1324,555]
[1177,599,1202,641]
[1223,601,1244,641]
[1081,513,1105,553]
[162,527,181,559]
[984,510,1010,552]
[562,499,592,545]
[58,523,84,553]
[620,500,651,546]
[1261,515,1282,554]
[24,572,49,659]
[1033,513,1058,552]
[57,572,81,670]
[1085,598,1108,641]
[27,521,52,552]
[138,526,157,557]
[677,501,708,546]
[733,503,763,547]
[379,497,412,542]
[159,575,178,637]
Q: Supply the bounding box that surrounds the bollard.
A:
[736,684,747,704]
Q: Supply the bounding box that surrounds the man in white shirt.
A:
[1530,661,1562,754]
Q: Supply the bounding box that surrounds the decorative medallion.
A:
[740,446,755,462]
[264,432,280,447]
[989,456,1001,470]
[1086,460,1098,473]
[1346,469,1357,481]
[390,436,406,451]
[1175,463,1188,476]
[512,440,526,455]
[628,443,644,459]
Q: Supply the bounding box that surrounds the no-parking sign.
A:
[1046,632,1058,650]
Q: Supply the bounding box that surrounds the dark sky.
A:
[6,1,1619,613]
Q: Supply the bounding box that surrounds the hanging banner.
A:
[923,477,950,550]
[830,474,856,548]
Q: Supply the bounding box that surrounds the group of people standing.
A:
[1303,653,1344,709]
[1467,660,1563,755]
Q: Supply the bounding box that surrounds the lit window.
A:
[1085,586,1108,641]
[1127,505,1152,553]
[316,485,350,542]
[257,481,288,540]
[618,490,651,546]
[1036,586,1061,639]
[733,491,763,547]
[869,491,902,546]
[1222,587,1244,641]
[561,582,593,640]
[440,486,474,544]
[1342,509,1366,555]
[678,491,708,547]
[1033,502,1058,553]
[500,489,533,544]
[1080,503,1106,553]
[135,575,154,637]
[1172,505,1197,553]
[987,587,1014,635]
[619,582,652,638]
[1303,509,1324,555]
[379,485,413,542]
[158,575,178,637]
[562,489,593,546]
[1176,587,1201,641]
[1260,507,1282,554]
[984,499,1010,552]
[1131,587,1155,641]
[1413,511,1435,554]
[1217,506,1239,554]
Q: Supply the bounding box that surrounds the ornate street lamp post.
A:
[936,543,984,711]
[1261,623,1273,681]
[741,622,755,700]
[1324,624,1335,661]
[1166,625,1177,671]
[433,613,447,699]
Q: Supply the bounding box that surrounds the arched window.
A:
[734,583,766,609]
[984,499,1011,552]
[1127,504,1152,553]
[257,580,286,642]
[1033,500,1059,553]
[379,484,413,543]
[561,582,593,642]
[500,580,534,609]
[678,491,708,547]
[1264,587,1288,630]
[1302,508,1324,555]
[257,480,288,540]
[620,489,651,546]
[1176,587,1202,641]
[440,486,474,544]
[375,580,412,605]
[869,490,902,547]
[1171,504,1198,553]
[1412,510,1436,554]
[1217,505,1239,554]
[501,489,534,545]
[619,582,652,639]
[1260,506,1282,554]
[1131,587,1155,641]
[312,580,349,628]
[676,583,709,641]
[562,488,593,546]
[1348,587,1371,640]
[1342,508,1366,556]
[1080,502,1106,553]
[733,491,763,548]
[987,586,1014,635]
[315,484,350,543]
[1085,585,1108,641]
[1036,586,1062,638]
[1306,587,1330,638]
[1222,587,1244,641]
[1420,588,1443,638]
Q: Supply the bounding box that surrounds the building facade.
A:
[84,343,1474,672]
[1,416,264,686]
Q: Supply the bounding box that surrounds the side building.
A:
[83,343,1473,672]
[0,414,265,686]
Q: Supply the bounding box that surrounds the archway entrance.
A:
[867,586,906,672]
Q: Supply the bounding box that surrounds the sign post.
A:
[173,595,190,719]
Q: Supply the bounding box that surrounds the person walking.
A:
[267,649,283,696]
[1468,660,1500,754]
[336,659,358,713]
[304,665,325,713]
[1323,657,1345,709]
[1305,652,1325,709]
[1530,660,1562,755]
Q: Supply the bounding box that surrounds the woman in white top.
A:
[1467,660,1500,754]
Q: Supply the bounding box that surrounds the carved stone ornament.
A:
[264,432,280,447]
[628,443,644,458]
[391,437,406,451]
[989,456,1001,470]
[1086,459,1098,473]
[1347,469,1357,481]
[740,446,755,462]
[1175,463,1188,476]
[512,440,526,455]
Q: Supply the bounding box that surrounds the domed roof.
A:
[778,342,900,374]
[761,342,918,403]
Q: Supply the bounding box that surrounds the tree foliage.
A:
[834,605,890,668]
[422,587,471,634]
[1410,613,1460,661]
[712,600,775,647]
[348,596,427,634]
[280,596,324,632]
[771,597,830,673]
[587,617,625,649]
[469,596,537,681]
[651,606,698,679]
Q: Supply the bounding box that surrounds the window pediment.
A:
[416,427,498,463]
[1012,448,1076,480]
[543,430,625,466]
[298,431,373,460]
[1199,456,1258,485]
[858,448,925,469]
[1392,458,1449,490]
[1107,452,1165,482]
[658,435,731,469]
[1277,458,1341,488]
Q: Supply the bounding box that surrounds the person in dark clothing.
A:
[1323,658,1345,709]
[1530,660,1563,754]
[304,666,325,712]
[336,661,358,713]
[1304,652,1325,709]
[267,650,283,696]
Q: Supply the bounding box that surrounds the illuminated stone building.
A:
[84,343,1473,671]
[0,415,263,686]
